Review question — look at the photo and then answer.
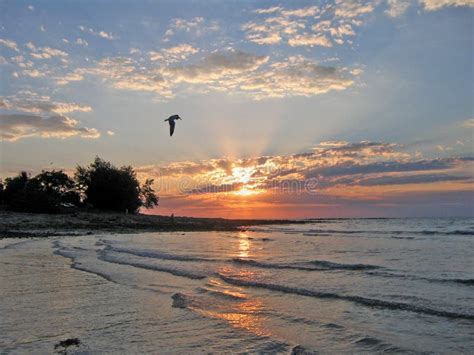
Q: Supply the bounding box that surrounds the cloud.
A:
[281,6,320,17]
[462,118,474,128]
[22,69,49,78]
[0,38,19,52]
[334,0,376,18]
[0,113,100,141]
[78,50,356,100]
[136,140,473,201]
[165,17,220,39]
[161,44,199,62]
[76,38,88,47]
[254,6,283,14]
[79,26,115,40]
[167,49,269,83]
[26,42,68,60]
[246,32,282,45]
[80,57,174,97]
[357,174,472,186]
[0,92,98,141]
[56,71,85,86]
[385,0,411,16]
[288,34,332,47]
[0,94,92,115]
[420,0,474,11]
[245,3,373,47]
[238,56,355,99]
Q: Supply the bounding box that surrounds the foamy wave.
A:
[217,275,474,320]
[232,258,380,271]
[299,228,474,237]
[368,270,474,286]
[98,251,208,280]
[105,245,218,262]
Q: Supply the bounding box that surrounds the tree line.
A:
[0,157,158,214]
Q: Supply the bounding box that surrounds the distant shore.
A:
[0,210,307,239]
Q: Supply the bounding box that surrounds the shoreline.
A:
[0,210,307,239]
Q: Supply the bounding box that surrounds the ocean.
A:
[1,218,473,353]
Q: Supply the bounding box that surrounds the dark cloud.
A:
[304,159,456,178]
[357,174,472,186]
[0,113,100,141]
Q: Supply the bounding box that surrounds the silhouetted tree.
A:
[141,178,159,208]
[75,157,158,213]
[0,179,4,205]
[3,172,29,211]
[3,170,79,213]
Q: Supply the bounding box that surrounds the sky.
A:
[0,0,473,218]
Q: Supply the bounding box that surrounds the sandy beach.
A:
[0,211,306,239]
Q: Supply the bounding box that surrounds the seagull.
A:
[164,114,182,136]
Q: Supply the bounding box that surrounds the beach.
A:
[0,211,306,238]
[1,217,473,353]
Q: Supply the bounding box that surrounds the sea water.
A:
[1,218,473,353]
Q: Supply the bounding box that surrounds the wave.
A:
[217,275,474,320]
[232,258,381,272]
[231,258,317,271]
[367,270,474,286]
[196,286,247,300]
[298,228,474,237]
[98,251,208,280]
[0,239,34,250]
[105,245,218,263]
[304,260,380,270]
[53,248,115,283]
[450,279,474,286]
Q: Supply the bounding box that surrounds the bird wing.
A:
[169,120,176,136]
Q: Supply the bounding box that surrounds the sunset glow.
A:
[1,1,472,218]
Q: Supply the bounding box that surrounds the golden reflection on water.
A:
[213,298,270,337]
[238,232,250,258]
[192,282,270,337]
[195,235,272,338]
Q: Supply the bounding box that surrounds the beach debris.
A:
[171,292,189,308]
[54,337,80,354]
[291,344,315,354]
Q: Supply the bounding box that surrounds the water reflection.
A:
[238,232,250,258]
[193,277,271,337]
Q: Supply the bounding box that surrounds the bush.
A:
[75,157,158,213]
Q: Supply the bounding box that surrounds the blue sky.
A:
[0,0,473,217]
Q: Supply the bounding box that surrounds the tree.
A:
[3,172,29,211]
[140,178,159,208]
[2,170,79,213]
[31,170,80,206]
[75,157,158,213]
[0,179,4,204]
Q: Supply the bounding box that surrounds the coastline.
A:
[0,210,307,239]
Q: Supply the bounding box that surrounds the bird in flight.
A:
[164,114,182,136]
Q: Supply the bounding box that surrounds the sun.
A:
[233,187,263,196]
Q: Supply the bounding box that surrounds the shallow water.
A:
[1,218,473,353]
